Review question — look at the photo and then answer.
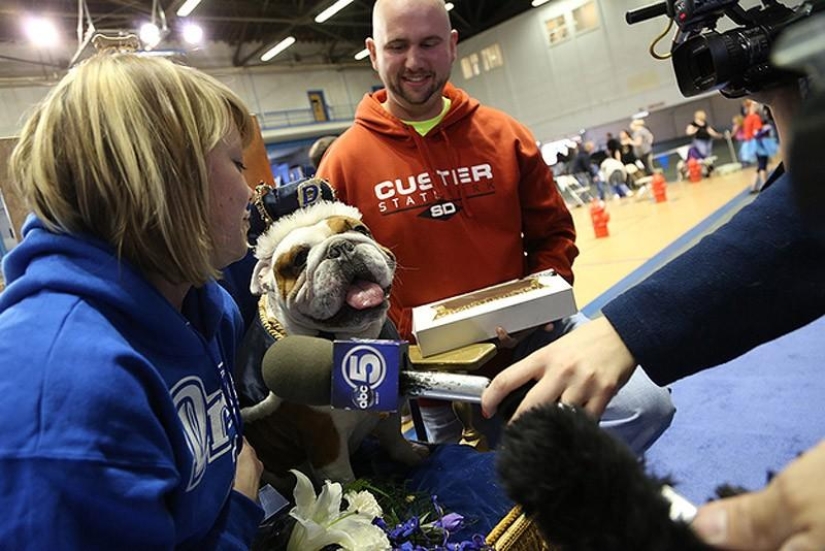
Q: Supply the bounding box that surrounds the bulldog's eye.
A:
[292,248,309,270]
[351,224,372,237]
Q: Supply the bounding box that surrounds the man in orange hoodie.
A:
[317,0,674,451]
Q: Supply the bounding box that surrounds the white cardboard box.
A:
[412,270,578,357]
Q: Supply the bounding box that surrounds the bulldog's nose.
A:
[327,240,356,259]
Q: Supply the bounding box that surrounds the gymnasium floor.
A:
[568,166,761,312]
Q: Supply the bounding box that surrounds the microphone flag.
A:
[331,339,405,411]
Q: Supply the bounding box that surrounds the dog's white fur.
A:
[254,201,363,260]
[242,200,425,484]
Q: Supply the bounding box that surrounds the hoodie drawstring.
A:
[407,126,475,218]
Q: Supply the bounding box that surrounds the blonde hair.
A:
[9,53,254,285]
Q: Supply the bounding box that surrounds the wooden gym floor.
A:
[568,166,763,312]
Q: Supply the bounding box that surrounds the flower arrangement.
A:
[286,470,492,551]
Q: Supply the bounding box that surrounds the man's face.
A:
[367,0,458,121]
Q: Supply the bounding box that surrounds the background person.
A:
[572,140,608,200]
[630,118,655,175]
[686,109,724,159]
[0,53,264,548]
[317,0,674,452]
[308,134,338,170]
[742,100,777,193]
[599,156,634,199]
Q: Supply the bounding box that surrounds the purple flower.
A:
[433,512,464,532]
[389,516,421,542]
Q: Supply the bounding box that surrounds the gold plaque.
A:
[433,277,546,320]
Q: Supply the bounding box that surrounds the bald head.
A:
[367,0,457,121]
[372,0,451,41]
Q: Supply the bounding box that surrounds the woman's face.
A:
[206,128,252,270]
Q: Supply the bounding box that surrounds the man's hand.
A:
[482,316,637,420]
[494,323,554,349]
[692,440,825,550]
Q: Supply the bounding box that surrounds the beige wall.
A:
[0,137,25,240]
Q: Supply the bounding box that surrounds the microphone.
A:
[625,1,669,25]
[497,403,706,551]
[261,335,529,418]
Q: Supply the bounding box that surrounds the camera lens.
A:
[673,27,768,97]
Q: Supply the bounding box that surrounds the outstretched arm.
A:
[482,316,637,420]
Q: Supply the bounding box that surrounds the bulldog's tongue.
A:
[346,280,385,310]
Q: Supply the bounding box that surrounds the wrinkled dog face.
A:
[252,203,395,337]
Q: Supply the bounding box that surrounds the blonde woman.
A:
[686,109,723,159]
[0,54,264,547]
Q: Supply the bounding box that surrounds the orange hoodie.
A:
[317,83,578,341]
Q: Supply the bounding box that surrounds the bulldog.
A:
[252,200,395,340]
[238,191,426,487]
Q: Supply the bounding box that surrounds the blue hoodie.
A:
[0,217,263,549]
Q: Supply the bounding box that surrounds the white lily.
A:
[286,470,391,551]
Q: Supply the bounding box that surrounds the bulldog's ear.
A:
[250,258,274,296]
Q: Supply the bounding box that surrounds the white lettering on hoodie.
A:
[373,163,494,213]
[171,375,233,491]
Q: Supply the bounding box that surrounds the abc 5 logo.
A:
[341,345,387,409]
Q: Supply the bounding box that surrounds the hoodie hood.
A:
[1,215,230,353]
[353,82,480,141]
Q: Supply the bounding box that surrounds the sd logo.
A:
[419,200,460,221]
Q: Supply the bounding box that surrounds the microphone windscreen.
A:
[261,335,335,405]
[497,404,710,551]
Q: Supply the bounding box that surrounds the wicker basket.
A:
[485,505,556,550]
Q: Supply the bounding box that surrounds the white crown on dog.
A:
[254,200,363,263]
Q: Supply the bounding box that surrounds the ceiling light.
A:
[176,0,203,17]
[445,2,455,10]
[632,110,650,119]
[140,22,162,49]
[531,0,551,6]
[315,0,355,23]
[354,48,370,60]
[22,17,60,48]
[181,23,203,44]
[261,36,296,61]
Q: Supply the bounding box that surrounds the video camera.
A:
[626,0,823,98]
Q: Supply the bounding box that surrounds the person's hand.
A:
[692,440,825,550]
[495,323,554,349]
[233,437,264,501]
[481,316,637,420]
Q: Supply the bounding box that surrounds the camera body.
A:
[628,0,822,98]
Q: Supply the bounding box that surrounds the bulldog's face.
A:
[252,202,395,337]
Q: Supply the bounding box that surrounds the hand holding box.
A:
[412,270,577,357]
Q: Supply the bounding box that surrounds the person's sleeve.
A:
[0,451,182,548]
[0,457,263,550]
[515,126,579,283]
[200,491,266,550]
[602,172,825,385]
